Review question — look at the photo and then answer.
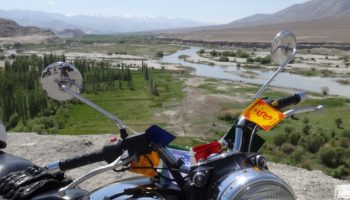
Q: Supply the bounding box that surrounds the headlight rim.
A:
[215,168,296,200]
[233,180,296,200]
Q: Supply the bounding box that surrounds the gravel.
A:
[4,132,349,200]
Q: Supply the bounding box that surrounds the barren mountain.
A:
[161,0,350,44]
[163,17,350,43]
[0,18,58,44]
[0,18,54,37]
[230,0,350,27]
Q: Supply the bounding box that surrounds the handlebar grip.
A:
[101,141,123,163]
[58,141,123,171]
[273,91,306,110]
[59,149,105,171]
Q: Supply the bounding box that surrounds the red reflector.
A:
[192,141,221,162]
[110,136,118,143]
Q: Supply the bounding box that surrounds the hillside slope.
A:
[229,0,350,27]
[0,18,53,37]
[163,17,350,43]
[160,0,350,43]
[0,18,58,44]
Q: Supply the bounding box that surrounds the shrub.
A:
[336,137,350,148]
[326,165,349,179]
[321,86,329,96]
[7,113,20,129]
[281,143,295,154]
[289,132,301,146]
[236,50,250,58]
[198,49,205,54]
[155,51,164,58]
[284,126,294,135]
[302,133,327,153]
[291,147,304,162]
[335,118,343,129]
[319,146,344,167]
[178,55,189,59]
[246,57,254,63]
[219,56,229,62]
[218,110,239,123]
[222,51,236,57]
[255,57,262,63]
[302,124,312,135]
[341,129,350,138]
[261,55,271,64]
[301,159,312,170]
[273,132,288,147]
[210,50,218,57]
[8,54,16,59]
[254,55,271,64]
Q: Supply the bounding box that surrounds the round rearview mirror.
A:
[41,62,83,101]
[271,31,296,65]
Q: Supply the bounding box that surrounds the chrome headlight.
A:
[213,168,295,200]
[235,181,295,200]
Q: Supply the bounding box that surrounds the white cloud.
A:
[47,1,56,5]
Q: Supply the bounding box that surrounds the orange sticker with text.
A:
[242,98,286,131]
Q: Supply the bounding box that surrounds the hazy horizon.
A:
[1,0,309,24]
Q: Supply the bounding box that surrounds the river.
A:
[161,47,350,98]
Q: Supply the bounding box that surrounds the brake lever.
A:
[58,153,136,196]
[283,105,324,117]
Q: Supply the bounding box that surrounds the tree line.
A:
[0,54,155,130]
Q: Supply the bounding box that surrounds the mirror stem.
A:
[254,48,296,99]
[61,85,126,130]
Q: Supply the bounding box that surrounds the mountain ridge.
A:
[228,0,350,27]
[160,0,350,43]
[0,18,54,37]
[0,18,59,44]
[0,9,206,34]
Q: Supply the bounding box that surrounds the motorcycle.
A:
[0,31,324,200]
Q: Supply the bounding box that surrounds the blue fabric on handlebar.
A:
[145,125,176,147]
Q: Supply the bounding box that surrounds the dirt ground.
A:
[4,132,348,200]
[155,76,246,137]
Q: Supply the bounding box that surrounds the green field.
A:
[9,67,184,135]
[20,35,183,57]
[60,70,184,134]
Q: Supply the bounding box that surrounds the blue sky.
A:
[0,0,309,24]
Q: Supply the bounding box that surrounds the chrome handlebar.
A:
[283,105,324,117]
[58,154,135,196]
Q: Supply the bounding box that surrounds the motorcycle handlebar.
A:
[59,149,105,171]
[272,91,306,110]
[48,141,123,171]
